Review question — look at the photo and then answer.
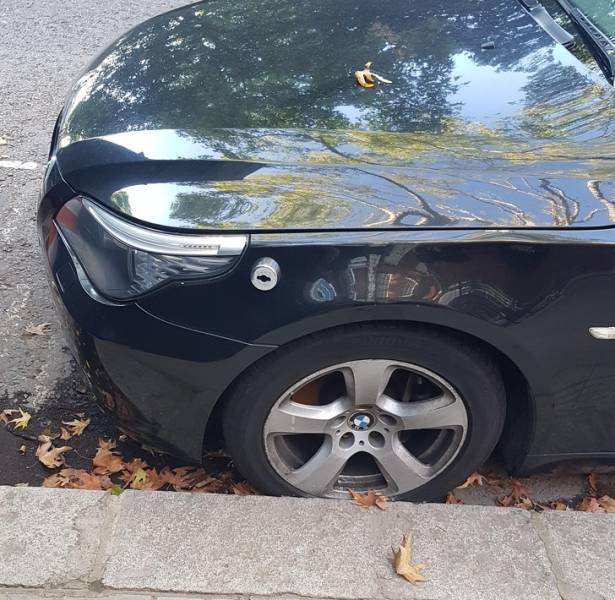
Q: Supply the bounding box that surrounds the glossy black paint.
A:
[38,0,615,472]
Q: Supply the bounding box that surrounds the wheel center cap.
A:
[349,412,374,431]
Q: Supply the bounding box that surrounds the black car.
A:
[38,0,615,501]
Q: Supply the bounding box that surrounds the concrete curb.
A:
[1,487,613,600]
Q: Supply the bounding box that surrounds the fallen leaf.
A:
[552,501,569,511]
[60,427,72,441]
[43,468,112,490]
[496,480,532,509]
[98,438,117,451]
[231,481,257,496]
[578,496,603,512]
[92,439,124,475]
[9,408,31,431]
[35,441,71,469]
[191,470,233,493]
[61,416,90,437]
[598,495,615,513]
[161,466,198,491]
[24,322,51,336]
[129,468,148,489]
[445,491,463,505]
[108,484,123,496]
[348,488,388,510]
[457,472,485,489]
[392,534,426,585]
[18,444,26,455]
[587,472,599,496]
[0,409,18,424]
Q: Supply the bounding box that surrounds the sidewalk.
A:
[1,487,613,600]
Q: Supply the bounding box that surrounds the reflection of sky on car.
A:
[450,45,595,126]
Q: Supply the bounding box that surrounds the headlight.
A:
[55,196,246,301]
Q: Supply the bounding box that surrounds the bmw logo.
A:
[350,412,374,431]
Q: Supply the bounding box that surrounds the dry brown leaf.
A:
[348,488,388,510]
[552,501,569,511]
[24,322,51,336]
[160,466,198,491]
[578,496,602,512]
[457,472,485,489]
[496,480,532,509]
[98,438,117,451]
[18,444,26,455]
[92,439,124,475]
[43,468,112,490]
[35,440,71,469]
[60,427,72,441]
[0,408,18,424]
[62,416,90,437]
[9,408,31,431]
[231,481,257,496]
[598,495,615,513]
[392,534,426,585]
[587,472,599,496]
[445,491,463,505]
[191,470,233,493]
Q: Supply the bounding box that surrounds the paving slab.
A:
[0,486,107,587]
[539,511,615,600]
[103,491,559,600]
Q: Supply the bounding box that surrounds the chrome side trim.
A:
[83,198,247,256]
[589,327,615,340]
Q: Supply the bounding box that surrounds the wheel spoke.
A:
[378,392,467,431]
[374,436,430,494]
[266,397,350,435]
[285,439,348,495]
[342,360,394,406]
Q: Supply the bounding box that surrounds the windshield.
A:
[567,0,615,40]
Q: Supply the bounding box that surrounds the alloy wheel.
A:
[263,359,468,499]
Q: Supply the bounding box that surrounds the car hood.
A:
[53,0,615,231]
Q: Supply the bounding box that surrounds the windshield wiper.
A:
[556,0,615,84]
[519,0,576,49]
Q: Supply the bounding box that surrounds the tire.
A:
[223,323,506,501]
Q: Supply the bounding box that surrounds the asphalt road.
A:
[0,1,186,407]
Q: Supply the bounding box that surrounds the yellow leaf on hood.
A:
[35,441,71,469]
[9,408,31,431]
[392,534,426,585]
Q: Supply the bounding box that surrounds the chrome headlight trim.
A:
[83,198,247,256]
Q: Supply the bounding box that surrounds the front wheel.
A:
[223,325,506,501]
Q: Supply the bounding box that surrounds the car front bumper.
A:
[40,220,275,462]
